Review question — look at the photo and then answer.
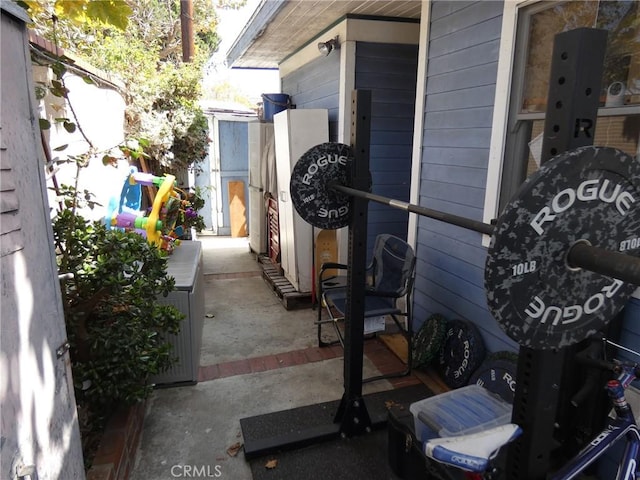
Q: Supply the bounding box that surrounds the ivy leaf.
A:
[63,121,77,133]
[51,61,67,78]
[35,85,47,100]
[39,118,51,130]
[50,80,69,97]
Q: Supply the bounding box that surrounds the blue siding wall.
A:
[619,297,640,365]
[219,120,249,235]
[355,41,418,253]
[282,53,340,141]
[283,40,418,261]
[414,1,516,353]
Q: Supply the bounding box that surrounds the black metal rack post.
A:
[506,27,608,480]
[241,90,379,459]
[333,89,374,435]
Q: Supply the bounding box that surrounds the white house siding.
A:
[1,4,85,479]
[32,58,127,225]
[413,0,518,353]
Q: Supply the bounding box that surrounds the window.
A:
[499,0,640,211]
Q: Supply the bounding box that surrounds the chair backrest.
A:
[370,234,416,298]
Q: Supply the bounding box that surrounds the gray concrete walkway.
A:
[130,236,393,480]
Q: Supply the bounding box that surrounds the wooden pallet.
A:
[259,255,312,310]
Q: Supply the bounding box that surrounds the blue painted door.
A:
[219,120,249,236]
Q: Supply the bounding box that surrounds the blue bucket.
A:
[261,93,290,122]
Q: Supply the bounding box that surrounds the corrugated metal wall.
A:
[355,41,418,252]
[414,0,517,353]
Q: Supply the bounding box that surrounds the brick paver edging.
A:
[198,339,421,389]
[86,400,146,480]
[198,344,344,381]
[85,341,421,480]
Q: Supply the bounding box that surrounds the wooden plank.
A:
[421,163,488,188]
[379,333,408,364]
[259,252,313,310]
[315,229,338,280]
[228,180,247,237]
[412,367,451,395]
[428,65,499,96]
[425,85,497,113]
[282,292,312,310]
[421,146,489,169]
[427,40,500,77]
[424,105,495,129]
[430,1,502,40]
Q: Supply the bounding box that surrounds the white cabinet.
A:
[248,122,274,254]
[273,109,329,293]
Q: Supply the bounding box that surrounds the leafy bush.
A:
[178,187,207,234]
[52,208,183,460]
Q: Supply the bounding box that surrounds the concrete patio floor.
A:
[129,235,424,480]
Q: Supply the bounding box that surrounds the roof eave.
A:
[225,0,287,68]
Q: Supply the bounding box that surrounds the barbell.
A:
[289,143,640,350]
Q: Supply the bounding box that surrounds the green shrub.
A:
[53,209,183,457]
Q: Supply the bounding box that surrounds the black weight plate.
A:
[413,313,448,368]
[486,146,640,350]
[289,142,353,229]
[438,319,486,389]
[468,355,518,404]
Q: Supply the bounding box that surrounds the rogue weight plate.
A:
[486,146,640,350]
[438,319,486,389]
[413,313,448,368]
[290,142,354,230]
[468,353,518,404]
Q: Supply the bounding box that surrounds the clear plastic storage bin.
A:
[410,384,512,443]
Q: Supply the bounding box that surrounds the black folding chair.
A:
[317,234,416,382]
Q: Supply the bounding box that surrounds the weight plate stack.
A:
[412,313,448,368]
[438,319,486,389]
[468,352,518,404]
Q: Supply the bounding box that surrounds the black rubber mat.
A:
[243,384,433,480]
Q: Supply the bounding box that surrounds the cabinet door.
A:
[273,112,294,277]
[273,109,328,292]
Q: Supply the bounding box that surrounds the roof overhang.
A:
[226,0,422,69]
